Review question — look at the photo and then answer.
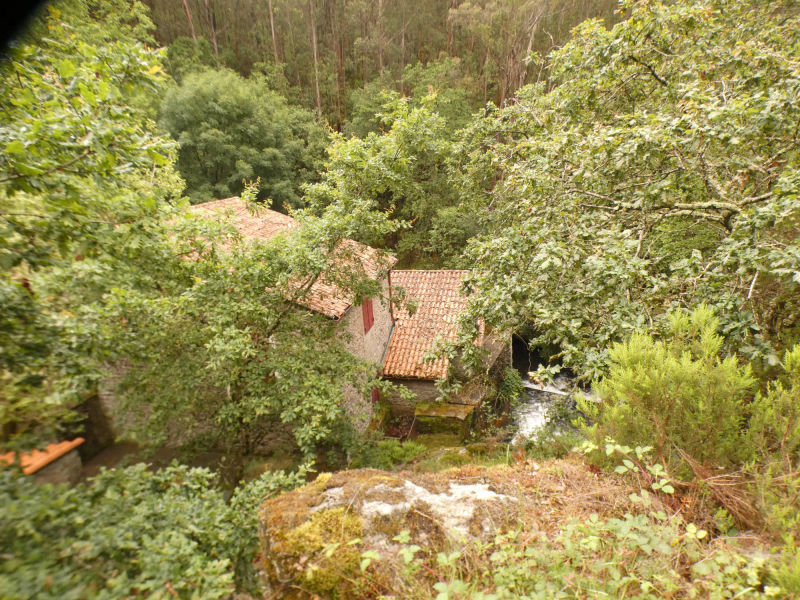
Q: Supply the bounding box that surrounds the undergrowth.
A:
[355,442,792,599]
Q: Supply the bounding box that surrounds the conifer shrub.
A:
[578,305,757,472]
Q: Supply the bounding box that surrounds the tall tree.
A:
[451,0,800,380]
[159,68,328,207]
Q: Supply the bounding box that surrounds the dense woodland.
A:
[2,0,800,598]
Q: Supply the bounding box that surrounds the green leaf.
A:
[57,59,76,78]
[5,140,25,155]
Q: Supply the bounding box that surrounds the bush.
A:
[0,463,305,599]
[578,306,757,471]
[351,438,427,470]
[362,516,785,599]
[498,366,525,408]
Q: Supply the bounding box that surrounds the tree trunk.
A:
[182,0,197,41]
[482,47,490,104]
[268,0,280,62]
[203,0,219,56]
[308,0,323,118]
[377,0,385,73]
[328,0,346,128]
[446,0,459,55]
[400,2,407,90]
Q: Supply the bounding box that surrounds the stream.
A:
[510,335,575,443]
[512,377,573,443]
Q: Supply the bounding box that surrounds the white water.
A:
[512,376,574,444]
[513,392,552,442]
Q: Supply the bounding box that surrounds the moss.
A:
[368,400,391,432]
[412,433,462,450]
[415,402,475,420]
[280,507,364,597]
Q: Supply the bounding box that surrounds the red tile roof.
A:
[189,197,299,239]
[382,270,476,380]
[0,438,84,475]
[190,198,396,319]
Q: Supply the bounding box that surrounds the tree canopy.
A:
[0,2,398,461]
[452,0,800,380]
[159,68,328,208]
[0,1,181,448]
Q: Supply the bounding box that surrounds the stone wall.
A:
[32,450,82,486]
[339,278,394,365]
[339,277,395,431]
[384,378,440,416]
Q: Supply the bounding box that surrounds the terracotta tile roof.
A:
[189,197,299,240]
[190,198,396,319]
[0,438,84,475]
[382,270,476,380]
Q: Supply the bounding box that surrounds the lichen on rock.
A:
[258,458,644,598]
[258,467,520,598]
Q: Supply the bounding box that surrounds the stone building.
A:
[191,198,509,433]
[381,270,510,436]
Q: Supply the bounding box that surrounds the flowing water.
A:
[512,379,572,443]
[510,335,574,443]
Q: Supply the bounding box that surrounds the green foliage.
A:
[346,57,478,138]
[748,344,800,464]
[307,95,470,267]
[579,304,800,499]
[146,0,616,127]
[484,367,525,433]
[37,0,157,47]
[579,306,756,470]
[163,36,218,83]
[0,2,182,448]
[364,515,784,599]
[159,68,328,207]
[92,173,402,460]
[0,463,305,599]
[497,367,524,407]
[100,217,389,458]
[350,438,426,470]
[0,1,401,463]
[746,346,800,545]
[577,439,678,498]
[455,0,800,379]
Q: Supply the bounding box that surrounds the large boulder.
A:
[258,467,517,598]
[258,459,639,598]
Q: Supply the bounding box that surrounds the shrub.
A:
[0,463,305,599]
[351,438,427,470]
[578,305,757,471]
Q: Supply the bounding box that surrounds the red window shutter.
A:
[371,387,380,404]
[362,297,374,333]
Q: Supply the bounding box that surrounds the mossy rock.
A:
[414,402,476,438]
[258,467,521,598]
[259,458,653,598]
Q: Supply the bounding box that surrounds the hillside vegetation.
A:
[1,0,800,598]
